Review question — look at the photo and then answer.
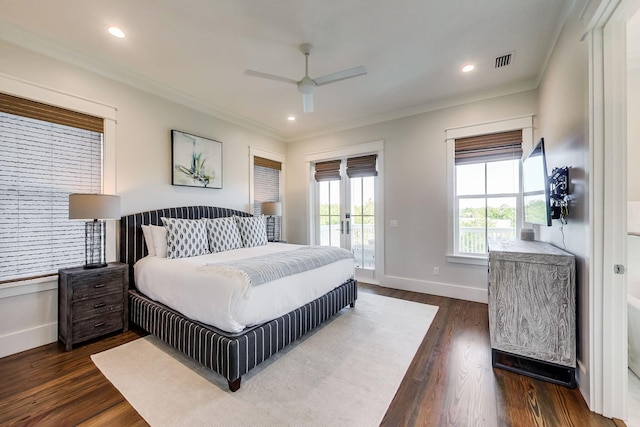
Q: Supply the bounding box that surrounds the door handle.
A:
[346,221,350,235]
[340,221,344,234]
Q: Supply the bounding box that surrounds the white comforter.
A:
[134,243,355,333]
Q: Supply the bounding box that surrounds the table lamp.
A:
[69,193,121,268]
[261,202,282,242]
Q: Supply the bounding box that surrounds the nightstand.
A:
[58,263,129,351]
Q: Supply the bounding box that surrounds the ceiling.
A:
[0,0,572,141]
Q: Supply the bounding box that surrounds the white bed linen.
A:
[134,243,355,333]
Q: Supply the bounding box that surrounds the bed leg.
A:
[350,301,356,308]
[228,377,241,392]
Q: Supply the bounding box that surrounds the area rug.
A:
[91,292,438,426]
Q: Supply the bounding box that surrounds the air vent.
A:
[495,53,513,68]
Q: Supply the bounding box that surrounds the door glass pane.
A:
[458,197,487,254]
[487,196,517,246]
[319,180,341,247]
[350,176,375,269]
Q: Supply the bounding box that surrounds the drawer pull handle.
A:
[94,284,106,288]
[94,322,105,328]
[94,303,106,309]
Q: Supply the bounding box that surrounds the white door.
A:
[316,166,376,278]
[587,0,640,418]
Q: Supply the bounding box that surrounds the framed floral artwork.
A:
[171,130,222,189]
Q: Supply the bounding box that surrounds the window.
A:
[0,93,104,282]
[453,130,522,256]
[456,160,520,254]
[252,155,282,241]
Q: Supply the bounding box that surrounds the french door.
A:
[316,167,376,276]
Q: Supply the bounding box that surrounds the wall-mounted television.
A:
[522,138,552,226]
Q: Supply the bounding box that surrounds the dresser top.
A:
[489,240,574,259]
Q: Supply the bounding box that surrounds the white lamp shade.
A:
[261,202,282,216]
[69,193,121,220]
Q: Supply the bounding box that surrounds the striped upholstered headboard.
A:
[120,206,251,287]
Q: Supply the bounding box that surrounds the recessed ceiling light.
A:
[462,64,475,73]
[108,27,125,39]
[287,115,296,121]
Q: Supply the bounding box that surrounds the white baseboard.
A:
[0,322,57,358]
[380,275,488,304]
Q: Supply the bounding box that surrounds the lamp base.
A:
[85,220,107,268]
[84,262,108,269]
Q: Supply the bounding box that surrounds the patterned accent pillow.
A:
[160,217,209,259]
[235,215,268,248]
[205,217,243,253]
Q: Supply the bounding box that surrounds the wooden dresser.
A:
[58,263,129,351]
[488,240,576,387]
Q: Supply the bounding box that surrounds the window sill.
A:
[446,253,488,266]
[0,275,58,299]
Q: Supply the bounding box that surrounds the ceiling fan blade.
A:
[244,69,298,85]
[302,92,314,113]
[313,66,367,86]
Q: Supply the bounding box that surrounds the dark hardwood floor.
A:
[0,283,624,426]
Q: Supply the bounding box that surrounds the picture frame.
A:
[171,130,222,189]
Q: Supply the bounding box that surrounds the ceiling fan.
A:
[244,43,367,113]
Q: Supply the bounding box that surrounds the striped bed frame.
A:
[120,206,357,391]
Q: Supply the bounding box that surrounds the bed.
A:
[120,206,357,391]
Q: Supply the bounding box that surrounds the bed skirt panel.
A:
[129,278,357,383]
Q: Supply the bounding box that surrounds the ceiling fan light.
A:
[302,93,314,113]
[297,76,316,95]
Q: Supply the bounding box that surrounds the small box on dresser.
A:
[58,263,128,351]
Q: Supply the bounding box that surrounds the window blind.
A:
[0,92,103,133]
[455,130,523,164]
[0,110,103,282]
[314,159,341,181]
[254,156,282,171]
[253,156,281,240]
[346,154,378,178]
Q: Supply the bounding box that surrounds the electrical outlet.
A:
[434,267,440,276]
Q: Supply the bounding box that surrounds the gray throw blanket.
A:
[205,246,354,290]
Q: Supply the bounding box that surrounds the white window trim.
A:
[445,115,534,265]
[0,73,117,291]
[304,140,384,280]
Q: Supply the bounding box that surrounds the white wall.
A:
[628,18,640,202]
[536,9,592,403]
[286,90,538,302]
[0,40,286,357]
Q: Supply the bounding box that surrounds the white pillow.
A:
[141,224,156,257]
[150,225,168,258]
[234,215,268,248]
[161,217,209,259]
[206,217,243,253]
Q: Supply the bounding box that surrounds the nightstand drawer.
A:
[72,273,125,300]
[72,293,124,321]
[72,312,124,342]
